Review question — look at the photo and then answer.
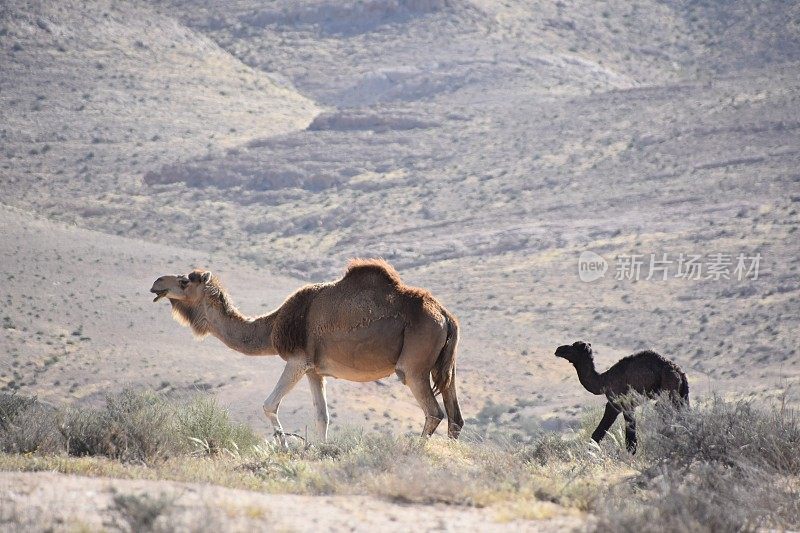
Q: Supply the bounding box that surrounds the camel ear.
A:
[200,271,212,284]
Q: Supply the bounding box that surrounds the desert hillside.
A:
[2,0,798,436]
[0,3,799,529]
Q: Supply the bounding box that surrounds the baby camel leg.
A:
[263,358,306,448]
[592,402,621,443]
[623,410,638,453]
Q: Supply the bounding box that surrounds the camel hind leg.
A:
[623,410,637,453]
[395,330,445,437]
[661,369,689,409]
[407,376,445,436]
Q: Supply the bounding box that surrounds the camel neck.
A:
[204,303,278,356]
[572,358,605,395]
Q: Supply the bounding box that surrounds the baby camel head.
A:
[150,270,213,303]
[555,340,593,364]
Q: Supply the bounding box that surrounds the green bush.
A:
[175,395,260,456]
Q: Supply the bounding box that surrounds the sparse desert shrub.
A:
[60,389,178,463]
[113,492,175,532]
[638,394,800,474]
[516,431,587,466]
[175,395,260,456]
[0,392,37,430]
[0,393,63,454]
[369,455,477,505]
[2,390,798,530]
[1,389,263,463]
[594,394,800,532]
[596,460,800,532]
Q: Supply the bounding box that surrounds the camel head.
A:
[150,270,212,303]
[555,340,593,364]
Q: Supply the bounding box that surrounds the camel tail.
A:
[431,311,459,396]
[679,373,690,409]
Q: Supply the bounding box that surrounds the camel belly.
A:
[314,317,404,382]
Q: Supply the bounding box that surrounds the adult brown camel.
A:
[150,259,463,445]
[555,341,689,453]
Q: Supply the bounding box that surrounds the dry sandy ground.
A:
[0,471,585,532]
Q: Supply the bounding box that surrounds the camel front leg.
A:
[306,371,329,442]
[591,401,621,443]
[263,358,307,448]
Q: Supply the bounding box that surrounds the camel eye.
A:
[179,279,189,288]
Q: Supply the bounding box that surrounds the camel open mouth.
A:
[151,289,168,302]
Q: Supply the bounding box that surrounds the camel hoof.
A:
[447,424,462,440]
[273,429,288,449]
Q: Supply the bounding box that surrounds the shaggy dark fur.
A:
[271,284,326,355]
[170,271,238,337]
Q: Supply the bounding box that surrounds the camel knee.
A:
[423,415,443,437]
[424,402,444,422]
[262,400,279,420]
[316,409,330,427]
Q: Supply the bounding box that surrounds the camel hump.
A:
[344,258,403,286]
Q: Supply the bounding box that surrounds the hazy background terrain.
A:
[1,0,799,439]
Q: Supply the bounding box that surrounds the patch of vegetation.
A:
[113,491,174,532]
[175,395,260,456]
[0,391,798,530]
[594,394,800,531]
[0,389,259,463]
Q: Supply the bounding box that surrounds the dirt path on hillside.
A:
[0,471,587,532]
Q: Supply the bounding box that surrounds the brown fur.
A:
[345,258,404,286]
[345,258,436,306]
[170,271,239,337]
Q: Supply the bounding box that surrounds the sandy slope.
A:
[0,471,585,532]
[1,0,318,228]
